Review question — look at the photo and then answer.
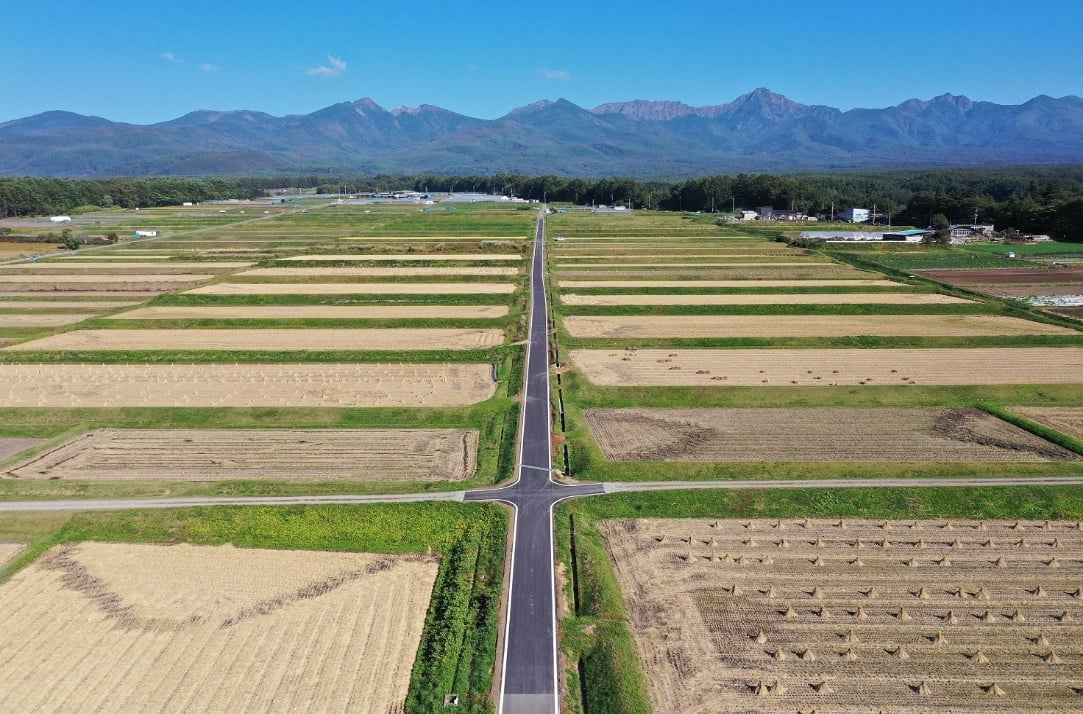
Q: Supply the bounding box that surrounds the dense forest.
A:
[2,167,1082,241]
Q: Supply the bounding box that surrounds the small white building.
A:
[739,210,759,221]
[49,216,72,223]
[133,230,158,238]
[949,224,995,243]
[838,208,870,223]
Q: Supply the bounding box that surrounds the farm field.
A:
[553,267,872,280]
[5,428,478,481]
[568,347,1083,386]
[0,542,437,713]
[560,293,972,306]
[238,266,520,277]
[0,363,497,407]
[601,517,1083,714]
[107,305,511,320]
[584,408,1077,462]
[916,268,1083,286]
[281,253,522,261]
[0,542,25,567]
[0,261,251,272]
[5,327,505,352]
[563,315,1072,338]
[186,282,517,295]
[559,279,904,289]
[1009,407,1083,441]
[0,273,214,283]
[0,300,144,309]
[0,438,44,461]
[0,314,92,327]
[0,242,57,261]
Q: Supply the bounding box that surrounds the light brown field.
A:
[237,266,519,277]
[569,348,1083,386]
[0,242,57,259]
[0,300,143,309]
[584,408,1077,462]
[551,262,836,268]
[0,314,92,327]
[561,293,972,306]
[1009,407,1083,441]
[0,438,45,461]
[563,315,1074,338]
[553,268,868,280]
[108,305,510,320]
[0,542,437,713]
[0,542,25,568]
[0,262,251,272]
[559,279,904,289]
[602,517,1083,714]
[6,327,504,352]
[0,363,496,407]
[186,282,517,295]
[0,274,214,283]
[0,291,162,298]
[341,235,526,241]
[281,253,522,261]
[6,428,478,481]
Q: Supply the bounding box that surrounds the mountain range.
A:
[2,89,1082,177]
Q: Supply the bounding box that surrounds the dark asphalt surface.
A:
[465,211,603,714]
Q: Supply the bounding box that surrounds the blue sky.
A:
[2,0,1079,124]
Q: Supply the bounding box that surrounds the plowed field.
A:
[5,429,478,481]
[6,327,504,351]
[0,314,90,327]
[917,268,1083,285]
[563,315,1071,338]
[0,363,496,407]
[561,293,971,306]
[0,438,45,461]
[109,305,510,320]
[281,253,521,261]
[0,542,437,713]
[602,517,1083,713]
[584,408,1077,462]
[569,347,1083,386]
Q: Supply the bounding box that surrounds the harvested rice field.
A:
[602,517,1083,714]
[1009,407,1083,441]
[0,291,161,298]
[0,314,92,327]
[559,279,904,289]
[0,542,437,713]
[0,542,25,567]
[563,315,1075,338]
[280,253,522,261]
[0,300,144,309]
[0,242,54,260]
[0,438,45,461]
[0,262,251,272]
[0,274,214,283]
[553,268,868,280]
[0,363,496,407]
[560,293,972,306]
[5,428,478,481]
[186,282,517,295]
[108,305,510,320]
[569,347,1083,386]
[6,328,505,352]
[584,408,1078,462]
[237,266,519,277]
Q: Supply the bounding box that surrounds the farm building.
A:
[838,207,870,223]
[949,224,995,243]
[882,229,930,242]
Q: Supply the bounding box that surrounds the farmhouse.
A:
[949,223,995,243]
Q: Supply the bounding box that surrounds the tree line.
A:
[2,167,1082,240]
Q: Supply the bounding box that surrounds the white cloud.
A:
[540,68,570,81]
[306,55,347,78]
[199,63,220,73]
[162,52,181,64]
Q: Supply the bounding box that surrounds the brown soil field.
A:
[0,300,143,309]
[108,305,510,320]
[0,262,251,272]
[0,438,45,461]
[281,253,522,261]
[237,266,519,277]
[0,542,437,713]
[1009,407,1083,441]
[1052,307,1083,319]
[0,363,496,407]
[916,268,1083,286]
[569,347,1083,387]
[0,542,25,568]
[0,314,92,327]
[550,253,806,259]
[186,282,517,295]
[552,262,837,268]
[6,327,504,352]
[563,315,1074,338]
[341,235,526,241]
[6,428,478,481]
[602,517,1083,713]
[0,291,162,298]
[0,274,214,283]
[976,286,1083,298]
[553,268,868,280]
[585,408,1077,462]
[561,293,972,306]
[559,279,904,289]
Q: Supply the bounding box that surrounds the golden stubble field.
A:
[0,542,26,567]
[584,408,1077,462]
[1010,407,1083,440]
[0,542,437,713]
[560,293,973,306]
[602,518,1083,713]
[108,305,510,320]
[563,315,1073,338]
[186,282,516,295]
[558,279,904,289]
[5,428,479,481]
[238,267,520,277]
[569,348,1083,386]
[5,327,505,352]
[0,363,496,407]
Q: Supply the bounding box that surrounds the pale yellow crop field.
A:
[6,328,505,352]
[569,348,1083,386]
[0,543,437,713]
[108,305,510,320]
[0,262,251,271]
[0,274,214,283]
[559,279,904,289]
[560,293,972,306]
[0,542,25,568]
[6,428,479,481]
[0,363,497,407]
[0,300,144,309]
[0,314,91,327]
[237,266,519,277]
[281,253,522,261]
[563,315,1075,338]
[186,282,517,295]
[1009,407,1083,441]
